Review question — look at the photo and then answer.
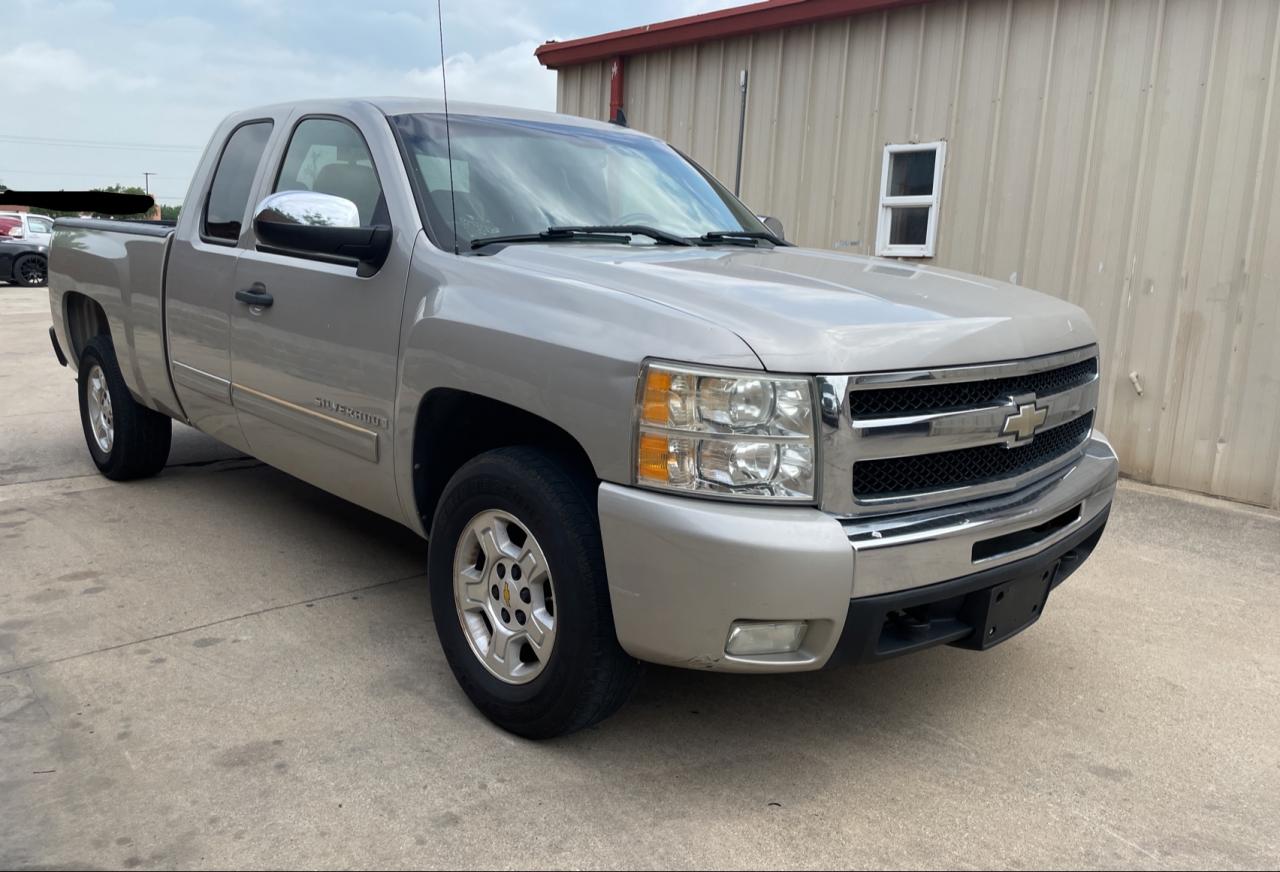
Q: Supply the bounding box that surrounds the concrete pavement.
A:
[2,283,1278,869]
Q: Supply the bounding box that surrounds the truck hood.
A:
[492,244,1095,373]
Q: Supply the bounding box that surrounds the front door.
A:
[229,113,412,520]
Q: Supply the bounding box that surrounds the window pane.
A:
[276,119,384,226]
[889,206,930,247]
[29,218,53,233]
[889,149,936,197]
[204,122,273,241]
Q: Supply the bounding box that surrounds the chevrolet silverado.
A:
[47,98,1118,737]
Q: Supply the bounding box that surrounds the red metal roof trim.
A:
[535,0,929,69]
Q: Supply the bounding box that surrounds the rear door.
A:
[166,116,278,450]
[24,215,54,246]
[227,109,415,520]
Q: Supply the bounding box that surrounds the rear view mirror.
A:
[253,190,391,276]
[757,215,785,242]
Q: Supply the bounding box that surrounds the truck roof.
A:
[224,97,643,137]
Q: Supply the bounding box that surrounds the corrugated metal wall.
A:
[556,0,1280,509]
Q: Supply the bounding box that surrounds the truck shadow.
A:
[161,431,1032,774]
[543,649,1047,799]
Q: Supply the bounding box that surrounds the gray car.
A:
[47,98,1118,737]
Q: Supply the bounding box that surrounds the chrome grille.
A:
[852,412,1094,499]
[816,345,1102,517]
[850,357,1098,418]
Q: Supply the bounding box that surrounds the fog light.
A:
[724,621,808,656]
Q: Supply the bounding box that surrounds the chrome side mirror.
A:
[757,215,785,242]
[253,191,390,276]
[255,190,360,228]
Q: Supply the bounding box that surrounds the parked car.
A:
[47,99,1118,737]
[2,211,54,245]
[1,211,52,285]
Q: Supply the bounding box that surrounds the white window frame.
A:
[876,141,946,258]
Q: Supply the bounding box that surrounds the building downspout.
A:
[609,55,626,125]
[734,68,749,196]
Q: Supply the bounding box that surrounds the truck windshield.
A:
[391,113,767,251]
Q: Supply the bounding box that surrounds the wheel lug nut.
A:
[511,564,522,581]
[496,564,506,579]
[491,584,500,600]
[515,610,526,625]
[519,588,531,604]
[500,608,511,624]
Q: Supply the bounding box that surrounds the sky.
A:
[0,0,740,203]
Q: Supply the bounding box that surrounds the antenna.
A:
[436,0,459,254]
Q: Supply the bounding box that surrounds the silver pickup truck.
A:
[48,98,1118,737]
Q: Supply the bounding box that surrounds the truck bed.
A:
[48,218,183,420]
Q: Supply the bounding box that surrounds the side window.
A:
[875,141,946,257]
[204,121,274,243]
[28,217,53,235]
[275,118,385,226]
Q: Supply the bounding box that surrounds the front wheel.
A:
[77,335,172,480]
[13,254,46,287]
[428,446,641,738]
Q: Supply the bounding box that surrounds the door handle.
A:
[235,284,273,307]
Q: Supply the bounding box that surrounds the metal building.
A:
[537,0,1280,510]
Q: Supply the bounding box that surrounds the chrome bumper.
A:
[598,434,1118,672]
[843,433,1119,597]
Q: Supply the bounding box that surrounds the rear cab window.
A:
[203,121,274,243]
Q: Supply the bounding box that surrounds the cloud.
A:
[0,41,158,93]
[677,0,749,14]
[1,1,713,196]
[405,41,556,109]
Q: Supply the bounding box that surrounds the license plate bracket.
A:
[959,567,1054,650]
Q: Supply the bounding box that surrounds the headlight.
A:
[634,361,817,501]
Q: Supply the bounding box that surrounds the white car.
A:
[1,211,54,245]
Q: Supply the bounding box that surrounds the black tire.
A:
[13,254,46,287]
[77,335,172,480]
[428,446,642,738]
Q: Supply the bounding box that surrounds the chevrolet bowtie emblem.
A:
[502,582,511,607]
[1003,401,1048,442]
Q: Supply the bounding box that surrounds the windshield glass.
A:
[391,113,766,250]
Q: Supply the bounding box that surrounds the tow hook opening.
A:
[880,601,971,654]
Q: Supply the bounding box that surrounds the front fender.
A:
[392,233,761,534]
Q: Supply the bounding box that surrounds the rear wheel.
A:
[77,335,172,480]
[428,446,641,738]
[13,254,46,287]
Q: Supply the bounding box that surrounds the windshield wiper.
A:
[471,225,693,251]
[550,225,693,246]
[695,230,787,247]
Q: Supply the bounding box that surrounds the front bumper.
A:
[598,434,1119,672]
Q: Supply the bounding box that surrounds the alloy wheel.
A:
[86,365,114,454]
[453,509,557,685]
